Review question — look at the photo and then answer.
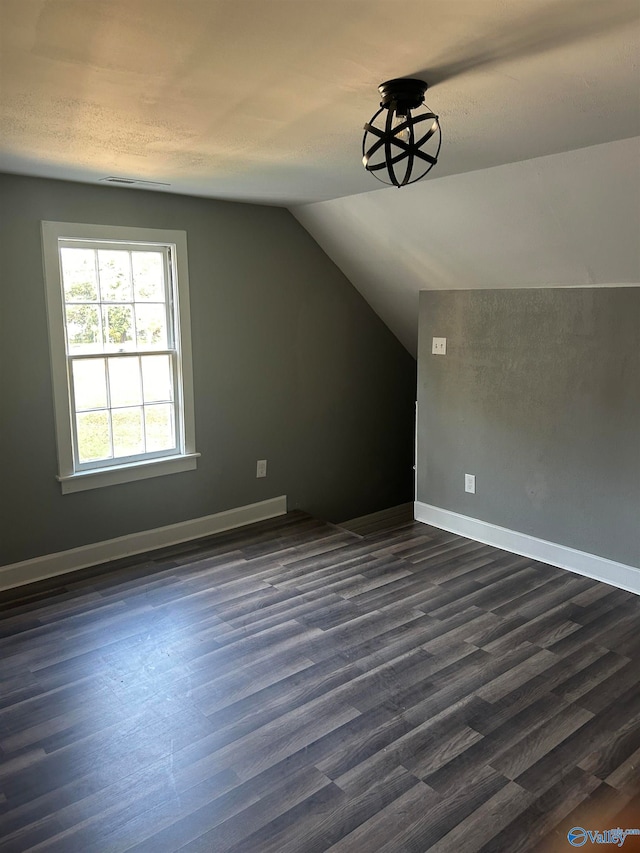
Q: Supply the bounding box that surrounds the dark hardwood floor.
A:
[1,510,640,852]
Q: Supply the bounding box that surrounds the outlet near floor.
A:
[256,459,267,478]
[465,473,476,494]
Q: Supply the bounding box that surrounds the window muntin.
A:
[59,242,179,470]
[42,223,198,493]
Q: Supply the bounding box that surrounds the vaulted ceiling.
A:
[1,0,639,354]
[293,137,640,353]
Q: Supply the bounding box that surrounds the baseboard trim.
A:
[414,501,640,596]
[0,496,288,592]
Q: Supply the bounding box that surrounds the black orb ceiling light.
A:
[362,78,441,187]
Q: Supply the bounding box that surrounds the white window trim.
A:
[42,221,199,493]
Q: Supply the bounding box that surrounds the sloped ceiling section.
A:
[292,137,640,354]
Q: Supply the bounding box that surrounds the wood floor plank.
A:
[605,744,640,794]
[1,510,639,853]
[476,767,601,853]
[126,766,337,853]
[220,764,419,853]
[423,691,572,794]
[325,780,440,853]
[381,764,510,852]
[426,781,536,853]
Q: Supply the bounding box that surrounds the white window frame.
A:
[42,222,199,493]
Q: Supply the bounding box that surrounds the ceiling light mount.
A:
[362,77,441,188]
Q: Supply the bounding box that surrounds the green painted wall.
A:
[0,174,416,566]
[417,288,640,568]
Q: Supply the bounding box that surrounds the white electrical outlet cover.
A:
[432,337,447,355]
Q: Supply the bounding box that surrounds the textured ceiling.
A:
[1,0,639,205]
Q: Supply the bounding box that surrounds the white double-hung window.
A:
[42,222,198,493]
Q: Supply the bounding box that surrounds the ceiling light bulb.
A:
[393,111,410,144]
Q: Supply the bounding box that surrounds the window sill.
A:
[58,453,200,494]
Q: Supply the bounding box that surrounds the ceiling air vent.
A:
[99,176,171,187]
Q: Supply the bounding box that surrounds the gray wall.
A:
[0,173,416,566]
[417,288,640,568]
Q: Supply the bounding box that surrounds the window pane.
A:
[145,404,175,452]
[61,248,98,302]
[103,304,134,350]
[72,359,107,411]
[108,357,142,407]
[45,225,194,483]
[135,304,168,349]
[141,355,173,403]
[77,411,111,462]
[66,305,102,353]
[132,252,165,302]
[112,407,144,457]
[98,250,132,301]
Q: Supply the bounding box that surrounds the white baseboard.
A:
[0,496,288,592]
[414,501,640,596]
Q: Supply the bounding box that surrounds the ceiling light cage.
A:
[362,78,441,187]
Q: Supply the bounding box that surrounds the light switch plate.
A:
[432,337,447,355]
